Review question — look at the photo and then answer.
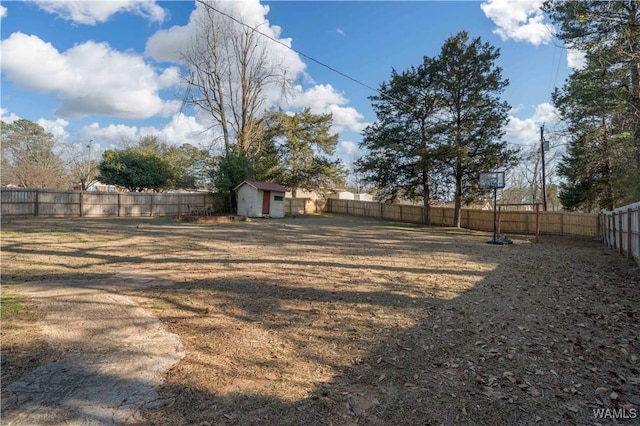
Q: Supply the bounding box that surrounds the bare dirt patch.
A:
[2,215,639,425]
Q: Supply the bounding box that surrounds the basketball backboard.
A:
[479,171,505,190]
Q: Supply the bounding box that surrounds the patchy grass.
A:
[0,294,24,319]
[0,291,64,385]
[1,215,639,425]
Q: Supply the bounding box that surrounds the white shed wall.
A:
[269,193,285,218]
[237,185,260,217]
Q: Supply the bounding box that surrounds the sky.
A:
[0,0,581,171]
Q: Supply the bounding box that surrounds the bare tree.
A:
[66,140,100,190]
[182,0,292,157]
[503,142,562,210]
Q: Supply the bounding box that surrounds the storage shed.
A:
[234,180,287,218]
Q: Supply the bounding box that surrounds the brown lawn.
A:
[1,214,639,425]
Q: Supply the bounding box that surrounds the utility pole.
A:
[540,126,547,212]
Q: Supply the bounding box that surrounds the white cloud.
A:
[336,28,345,36]
[338,141,359,158]
[480,0,554,46]
[81,122,140,145]
[157,67,182,89]
[0,5,7,19]
[33,0,166,25]
[0,32,181,119]
[80,113,215,149]
[286,84,369,133]
[0,108,20,124]
[37,117,70,141]
[504,102,560,145]
[567,48,587,70]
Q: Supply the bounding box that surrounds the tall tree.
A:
[264,108,344,196]
[181,0,292,157]
[357,32,517,227]
[543,0,640,209]
[0,119,68,188]
[552,52,635,210]
[543,0,639,161]
[357,62,444,224]
[433,31,518,227]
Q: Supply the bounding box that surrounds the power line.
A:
[194,0,412,110]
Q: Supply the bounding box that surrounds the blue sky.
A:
[0,0,580,168]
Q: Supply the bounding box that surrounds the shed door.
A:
[262,191,271,214]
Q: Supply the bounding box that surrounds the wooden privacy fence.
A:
[1,188,214,218]
[600,201,640,265]
[326,199,600,238]
[284,198,327,216]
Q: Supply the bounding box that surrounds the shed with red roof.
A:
[234,179,287,218]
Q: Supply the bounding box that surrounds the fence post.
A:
[618,212,624,255]
[117,193,121,217]
[400,205,404,222]
[597,212,602,241]
[79,191,84,217]
[627,207,633,260]
[150,193,154,217]
[34,189,39,216]
[535,204,540,242]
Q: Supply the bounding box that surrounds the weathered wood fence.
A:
[2,188,620,248]
[0,188,213,217]
[600,201,640,265]
[284,198,327,216]
[326,199,600,238]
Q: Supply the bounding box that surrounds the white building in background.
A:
[327,191,355,200]
[354,193,373,202]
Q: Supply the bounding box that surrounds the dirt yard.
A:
[1,214,639,425]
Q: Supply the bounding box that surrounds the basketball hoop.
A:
[479,171,505,190]
[479,171,511,245]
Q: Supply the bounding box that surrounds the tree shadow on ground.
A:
[2,216,639,425]
[138,243,639,424]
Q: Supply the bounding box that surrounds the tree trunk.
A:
[453,177,462,228]
[422,169,431,225]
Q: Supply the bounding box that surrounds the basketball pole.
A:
[492,187,497,243]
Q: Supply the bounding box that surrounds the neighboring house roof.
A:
[234,179,287,193]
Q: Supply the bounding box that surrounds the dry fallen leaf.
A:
[527,387,541,397]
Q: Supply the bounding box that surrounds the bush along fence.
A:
[600,201,640,265]
[325,199,600,239]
